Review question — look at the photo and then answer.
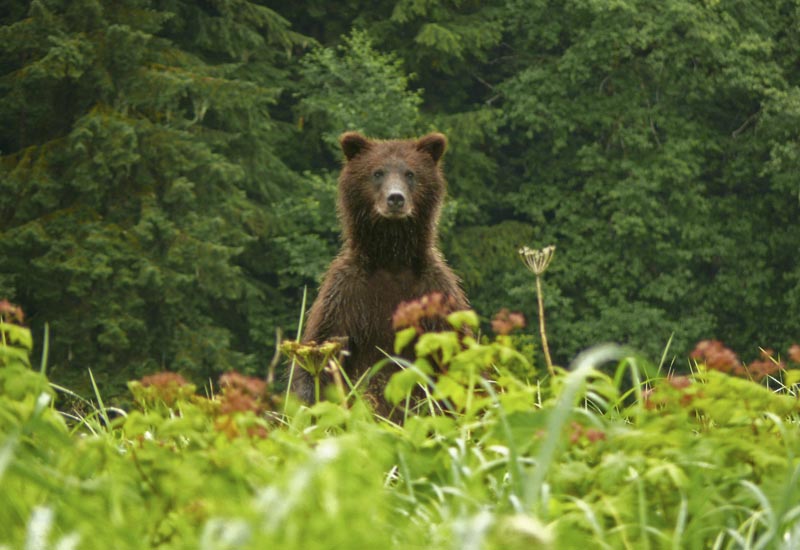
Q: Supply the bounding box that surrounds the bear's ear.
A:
[416,133,447,163]
[340,132,371,161]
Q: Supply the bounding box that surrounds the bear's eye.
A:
[372,170,385,180]
[405,170,415,181]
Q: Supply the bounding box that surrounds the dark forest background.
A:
[2,0,799,397]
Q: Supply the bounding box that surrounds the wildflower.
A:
[219,372,267,398]
[518,245,557,376]
[643,375,697,410]
[280,339,344,378]
[392,292,459,334]
[0,299,24,324]
[519,245,556,276]
[584,428,606,444]
[690,341,786,382]
[742,349,784,381]
[667,375,692,390]
[133,371,194,407]
[280,339,346,403]
[689,340,740,374]
[568,421,606,445]
[218,389,259,415]
[642,387,657,410]
[213,415,269,440]
[140,372,190,388]
[788,344,800,364]
[491,308,526,335]
[218,372,269,414]
[667,376,696,407]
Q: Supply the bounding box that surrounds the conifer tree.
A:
[0,0,308,393]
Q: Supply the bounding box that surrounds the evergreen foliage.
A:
[0,0,307,394]
[1,0,799,391]
[493,0,800,362]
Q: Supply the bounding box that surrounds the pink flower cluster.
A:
[392,292,459,333]
[690,340,799,381]
[491,308,526,335]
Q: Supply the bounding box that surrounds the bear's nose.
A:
[387,192,406,209]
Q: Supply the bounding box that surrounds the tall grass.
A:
[2,308,800,548]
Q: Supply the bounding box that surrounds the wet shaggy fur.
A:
[292,132,468,414]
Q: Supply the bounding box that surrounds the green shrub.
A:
[1,305,799,549]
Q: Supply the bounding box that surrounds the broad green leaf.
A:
[446,310,479,332]
[415,332,461,365]
[384,367,428,405]
[394,327,418,354]
[0,323,33,351]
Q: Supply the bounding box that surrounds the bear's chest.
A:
[361,268,420,314]
[339,267,420,364]
[334,267,422,342]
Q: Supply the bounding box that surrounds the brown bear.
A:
[292,131,468,414]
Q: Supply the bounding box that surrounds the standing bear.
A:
[293,131,469,414]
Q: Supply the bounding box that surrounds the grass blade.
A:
[284,285,308,413]
[526,343,625,513]
[88,368,110,429]
[39,323,49,375]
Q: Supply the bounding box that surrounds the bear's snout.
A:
[378,174,412,218]
[381,188,410,217]
[378,190,411,218]
[387,191,406,210]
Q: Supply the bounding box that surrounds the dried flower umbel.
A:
[519,245,556,276]
[280,339,345,403]
[519,245,556,376]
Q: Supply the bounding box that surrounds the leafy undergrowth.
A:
[2,309,800,549]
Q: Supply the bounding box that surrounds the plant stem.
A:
[314,375,321,404]
[536,274,554,376]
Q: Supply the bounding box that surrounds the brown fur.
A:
[292,132,468,414]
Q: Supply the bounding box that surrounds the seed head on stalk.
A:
[519,245,556,376]
[280,339,345,403]
[519,245,555,276]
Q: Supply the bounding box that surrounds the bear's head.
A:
[335,132,449,267]
[337,132,447,223]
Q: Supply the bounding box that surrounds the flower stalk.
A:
[519,245,556,376]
